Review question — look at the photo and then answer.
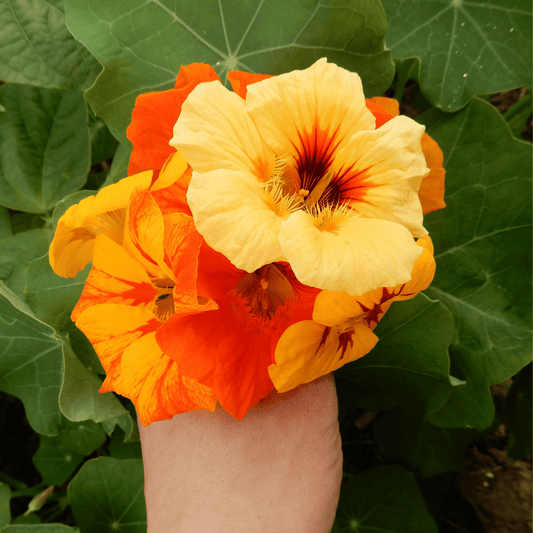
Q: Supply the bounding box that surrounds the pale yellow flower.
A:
[171,58,429,296]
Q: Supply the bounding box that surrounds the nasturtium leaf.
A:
[100,408,140,444]
[32,436,84,486]
[65,0,394,144]
[10,515,41,525]
[0,482,11,529]
[0,283,64,436]
[1,526,79,532]
[107,427,143,460]
[0,208,12,240]
[334,293,458,417]
[503,363,532,461]
[374,408,481,478]
[383,0,532,111]
[60,340,128,424]
[0,229,52,300]
[419,98,532,430]
[67,325,104,375]
[0,84,90,214]
[54,419,106,456]
[68,458,146,533]
[332,465,437,532]
[25,254,90,332]
[0,0,101,91]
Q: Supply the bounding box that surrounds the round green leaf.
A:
[374,408,480,478]
[65,0,394,144]
[420,98,532,430]
[0,207,12,240]
[1,526,79,532]
[53,419,106,456]
[32,436,84,486]
[0,482,11,529]
[0,0,101,90]
[0,283,64,436]
[383,0,532,111]
[68,458,146,533]
[0,84,90,214]
[333,465,437,532]
[335,293,458,417]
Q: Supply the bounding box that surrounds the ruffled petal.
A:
[332,115,428,238]
[170,81,274,180]
[122,189,171,279]
[187,169,284,272]
[365,97,445,215]
[149,151,188,192]
[227,70,273,99]
[279,210,423,296]
[127,63,219,176]
[113,332,216,426]
[50,171,153,277]
[156,307,274,420]
[312,235,436,327]
[75,304,160,392]
[269,320,378,393]
[246,58,375,171]
[71,233,156,321]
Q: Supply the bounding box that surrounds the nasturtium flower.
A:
[171,58,434,296]
[268,236,436,393]
[49,59,446,423]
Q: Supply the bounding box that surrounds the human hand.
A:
[138,373,343,533]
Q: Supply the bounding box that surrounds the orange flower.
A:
[71,188,217,426]
[268,236,436,392]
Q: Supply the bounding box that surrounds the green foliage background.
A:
[0,0,531,531]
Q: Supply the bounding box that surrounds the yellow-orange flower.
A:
[268,236,436,392]
[171,58,431,296]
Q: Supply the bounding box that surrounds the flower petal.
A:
[187,169,284,271]
[149,151,188,192]
[71,233,156,321]
[127,63,219,176]
[332,115,428,238]
[49,171,153,277]
[246,58,375,169]
[227,70,273,99]
[170,81,274,180]
[113,332,216,426]
[156,307,274,420]
[269,320,378,393]
[280,210,423,295]
[75,304,160,391]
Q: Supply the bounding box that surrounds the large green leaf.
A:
[383,0,532,111]
[1,526,79,532]
[0,229,52,300]
[0,84,90,214]
[25,254,90,333]
[68,458,146,533]
[0,482,11,529]
[374,408,480,478]
[32,435,84,486]
[65,0,394,144]
[0,283,64,436]
[419,98,532,430]
[0,0,101,90]
[0,207,12,240]
[332,465,437,532]
[334,293,459,417]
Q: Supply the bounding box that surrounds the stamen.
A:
[260,278,269,290]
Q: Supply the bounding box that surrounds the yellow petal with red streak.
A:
[269,320,378,393]
[75,304,160,391]
[71,233,156,321]
[150,151,188,192]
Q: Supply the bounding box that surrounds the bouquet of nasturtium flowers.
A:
[49,59,445,424]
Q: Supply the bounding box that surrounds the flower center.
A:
[233,263,297,324]
[151,278,175,321]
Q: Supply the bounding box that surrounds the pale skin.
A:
[138,374,343,532]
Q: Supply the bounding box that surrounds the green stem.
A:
[11,484,46,499]
[0,471,28,490]
[503,92,532,122]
